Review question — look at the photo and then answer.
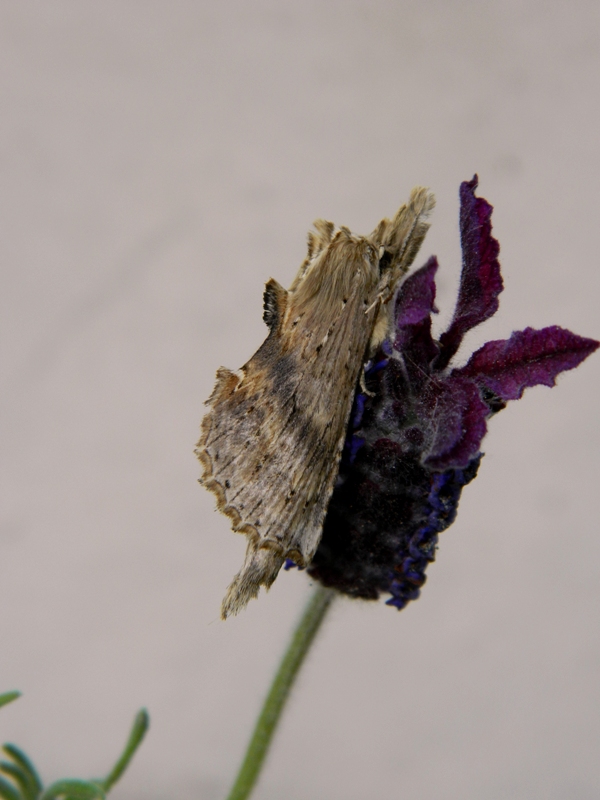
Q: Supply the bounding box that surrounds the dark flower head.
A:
[301,176,599,610]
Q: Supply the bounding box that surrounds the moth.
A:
[196,187,435,618]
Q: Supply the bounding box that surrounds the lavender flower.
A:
[304,176,598,610]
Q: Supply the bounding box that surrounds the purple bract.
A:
[304,176,598,610]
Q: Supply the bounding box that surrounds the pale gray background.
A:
[0,2,598,799]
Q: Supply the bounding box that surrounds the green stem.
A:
[99,708,149,793]
[225,585,335,800]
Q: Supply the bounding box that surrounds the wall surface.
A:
[0,2,599,799]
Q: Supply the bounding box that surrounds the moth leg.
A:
[221,542,285,619]
[364,296,381,316]
[365,290,393,356]
[359,368,376,397]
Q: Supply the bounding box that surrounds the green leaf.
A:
[0,775,21,800]
[97,709,149,793]
[0,695,21,712]
[40,780,105,800]
[2,746,42,799]
[0,764,29,800]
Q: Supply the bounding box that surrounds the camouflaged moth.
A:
[196,187,435,618]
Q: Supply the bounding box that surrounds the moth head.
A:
[288,226,381,326]
[290,219,379,298]
[309,227,380,278]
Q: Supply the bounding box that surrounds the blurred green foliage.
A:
[0,691,148,800]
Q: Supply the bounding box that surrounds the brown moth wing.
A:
[196,187,435,618]
[199,234,381,618]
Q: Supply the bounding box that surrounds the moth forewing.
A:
[196,187,435,618]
